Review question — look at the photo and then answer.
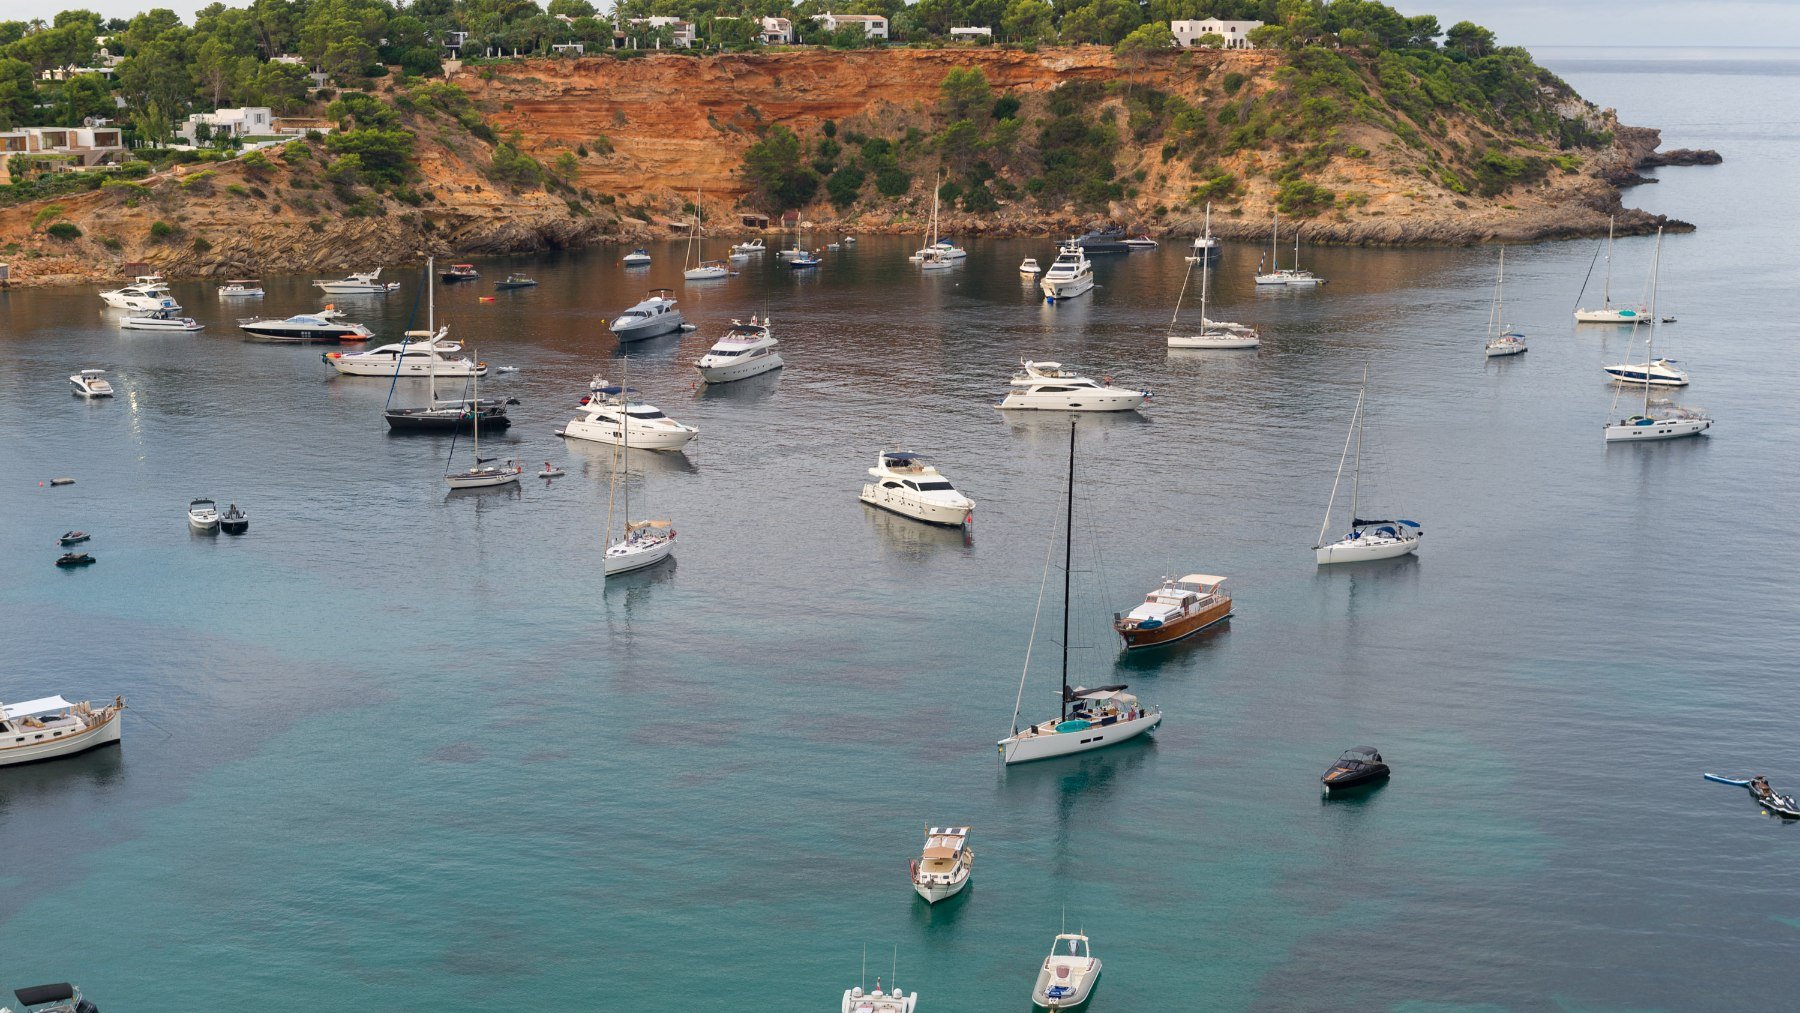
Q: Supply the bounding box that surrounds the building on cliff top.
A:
[950,26,993,38]
[759,17,795,44]
[812,13,889,39]
[1171,18,1263,48]
[177,107,275,145]
[0,126,124,184]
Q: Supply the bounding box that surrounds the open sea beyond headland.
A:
[2,48,1797,1010]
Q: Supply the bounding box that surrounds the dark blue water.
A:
[2,48,1796,1010]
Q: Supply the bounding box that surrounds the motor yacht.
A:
[439,263,479,283]
[694,317,783,383]
[120,309,203,331]
[621,248,652,266]
[730,238,765,254]
[1113,574,1232,649]
[217,279,264,297]
[841,981,917,1013]
[1603,357,1688,387]
[314,269,398,294]
[1,696,124,767]
[99,286,181,312]
[1073,228,1130,254]
[1039,243,1094,302]
[997,360,1148,412]
[860,451,974,526]
[1185,234,1220,263]
[219,503,249,535]
[69,369,113,398]
[54,552,95,568]
[609,289,684,341]
[910,826,974,903]
[1019,257,1042,275]
[131,272,170,292]
[1032,933,1101,1009]
[325,329,485,377]
[239,313,374,343]
[559,381,698,451]
[1123,234,1158,249]
[188,498,221,532]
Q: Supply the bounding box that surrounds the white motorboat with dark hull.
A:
[1605,230,1712,443]
[998,361,1149,412]
[219,504,249,534]
[860,451,974,527]
[1,695,124,767]
[69,369,114,398]
[560,379,698,451]
[1032,933,1101,1009]
[188,498,221,532]
[1602,357,1688,387]
[609,289,684,341]
[1039,243,1094,302]
[326,329,484,377]
[694,318,783,383]
[1314,372,1421,564]
[239,313,374,343]
[314,269,398,295]
[910,826,973,903]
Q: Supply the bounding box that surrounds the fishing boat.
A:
[999,421,1163,765]
[601,357,676,576]
[187,498,220,532]
[239,312,373,343]
[1322,746,1390,791]
[909,826,973,903]
[120,309,203,331]
[1253,214,1326,286]
[1112,574,1231,649]
[217,279,264,297]
[1168,204,1259,349]
[314,269,398,295]
[621,248,652,266]
[998,360,1149,412]
[1039,242,1094,302]
[1314,370,1422,564]
[860,451,975,527]
[219,503,249,535]
[1032,933,1101,1009]
[383,261,512,432]
[682,191,732,280]
[694,317,783,383]
[608,289,684,341]
[1604,231,1711,443]
[1574,217,1649,323]
[439,263,479,283]
[443,356,522,489]
[495,274,538,290]
[1483,248,1527,358]
[69,369,113,398]
[54,552,95,568]
[0,695,123,767]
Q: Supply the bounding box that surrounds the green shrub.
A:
[46,222,81,240]
[191,236,212,252]
[1221,71,1247,96]
[227,183,250,197]
[96,235,122,250]
[490,143,543,189]
[149,221,175,241]
[1276,178,1336,216]
[31,205,67,230]
[825,164,865,207]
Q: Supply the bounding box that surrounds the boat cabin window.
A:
[881,481,903,489]
[630,409,667,419]
[915,480,954,491]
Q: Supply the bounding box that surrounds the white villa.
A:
[760,16,795,44]
[0,125,125,183]
[176,106,275,144]
[626,16,697,47]
[812,13,889,39]
[1171,18,1264,49]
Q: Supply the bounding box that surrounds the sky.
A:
[2,0,1798,48]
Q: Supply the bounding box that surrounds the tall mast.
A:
[469,349,480,463]
[1351,366,1367,524]
[1061,418,1075,721]
[426,255,437,405]
[1294,224,1301,272]
[621,355,631,535]
[1199,203,1211,319]
[1644,228,1663,414]
[1603,216,1614,309]
[1270,213,1279,269]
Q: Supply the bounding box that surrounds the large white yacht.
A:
[842,980,917,1013]
[99,286,180,312]
[997,361,1149,412]
[1039,242,1095,302]
[1032,933,1102,1009]
[239,313,374,343]
[559,379,698,451]
[1,694,124,767]
[609,289,685,341]
[910,826,973,903]
[314,268,398,294]
[860,451,974,527]
[69,369,114,398]
[325,328,484,377]
[694,317,783,383]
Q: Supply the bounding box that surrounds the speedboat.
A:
[1073,228,1130,254]
[217,279,264,297]
[99,286,180,312]
[1122,234,1158,249]
[683,260,731,280]
[910,825,973,903]
[1039,243,1094,302]
[439,263,479,283]
[860,451,974,527]
[559,381,698,451]
[1113,574,1231,649]
[1019,258,1042,275]
[1322,746,1390,791]
[58,531,90,546]
[219,504,249,535]
[187,498,221,532]
[1032,933,1101,1009]
[5,981,103,1012]
[842,980,917,1013]
[54,552,95,568]
[730,238,765,254]
[1603,357,1688,387]
[69,369,114,398]
[1185,235,1220,263]
[694,317,783,383]
[1604,400,1711,442]
[621,248,652,266]
[495,274,538,290]
[120,309,203,331]
[608,289,684,341]
[997,360,1149,412]
[1,696,123,766]
[325,329,484,377]
[1316,518,1422,564]
[314,269,398,294]
[239,313,374,343]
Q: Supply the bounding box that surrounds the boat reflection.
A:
[863,503,973,558]
[695,366,783,405]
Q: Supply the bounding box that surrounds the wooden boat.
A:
[1322,746,1390,791]
[1112,574,1231,649]
[1,696,123,766]
[909,826,973,903]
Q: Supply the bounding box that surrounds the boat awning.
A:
[1177,573,1226,586]
[922,845,960,860]
[883,452,922,462]
[1065,684,1127,701]
[14,984,74,1006]
[4,696,73,720]
[626,519,673,531]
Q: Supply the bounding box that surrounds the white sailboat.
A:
[1169,203,1259,349]
[443,358,522,489]
[1605,229,1712,443]
[914,174,955,272]
[998,420,1163,765]
[1314,369,1422,564]
[1574,216,1650,323]
[1483,248,1527,358]
[1253,213,1325,287]
[682,190,730,280]
[603,357,676,576]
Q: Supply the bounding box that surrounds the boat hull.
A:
[1169,333,1258,349]
[329,356,483,377]
[1116,599,1231,649]
[683,267,729,280]
[1484,341,1528,357]
[998,391,1145,412]
[912,875,968,904]
[1603,368,1687,386]
[444,467,522,489]
[1323,767,1390,791]
[559,417,697,451]
[0,711,121,767]
[695,354,783,384]
[605,535,674,575]
[1040,275,1094,301]
[1315,533,1421,565]
[1033,959,1101,1009]
[999,711,1161,765]
[610,316,684,341]
[1574,309,1647,323]
[1603,417,1710,442]
[241,325,369,343]
[188,515,219,533]
[860,485,972,527]
[383,408,512,433]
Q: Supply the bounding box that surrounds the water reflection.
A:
[695,368,783,405]
[864,505,973,559]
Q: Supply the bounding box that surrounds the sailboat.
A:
[1314,369,1421,564]
[1482,248,1527,358]
[386,257,514,432]
[1604,229,1712,442]
[683,190,730,280]
[998,420,1163,765]
[442,357,522,489]
[913,173,955,272]
[1253,213,1325,287]
[603,356,677,575]
[1574,216,1649,323]
[1168,203,1259,349]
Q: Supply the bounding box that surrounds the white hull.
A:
[1255,274,1325,287]
[695,353,783,384]
[610,315,684,341]
[0,711,121,766]
[102,293,180,311]
[683,266,729,280]
[1484,341,1527,358]
[314,284,395,294]
[1315,533,1420,565]
[998,390,1146,412]
[331,357,484,377]
[912,874,969,903]
[605,535,674,575]
[918,258,955,271]
[70,379,113,398]
[1040,274,1094,301]
[1575,308,1648,323]
[860,484,971,526]
[1604,417,1711,442]
[189,515,220,532]
[1169,332,1258,349]
[445,467,522,489]
[1603,367,1687,387]
[559,416,696,451]
[121,317,203,331]
[998,710,1161,764]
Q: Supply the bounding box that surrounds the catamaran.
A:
[1169,203,1258,349]
[1314,369,1422,564]
[1605,229,1712,442]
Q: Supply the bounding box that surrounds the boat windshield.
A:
[914,480,955,491]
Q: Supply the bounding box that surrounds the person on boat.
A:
[1751,776,1773,799]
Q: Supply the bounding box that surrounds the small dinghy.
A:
[496,366,520,373]
[219,504,249,535]
[55,552,95,568]
[539,462,566,478]
[59,531,90,546]
[50,477,75,486]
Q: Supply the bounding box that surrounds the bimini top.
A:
[921,826,969,860]
[1064,684,1128,702]
[1352,518,1420,528]
[3,696,73,721]
[626,519,673,532]
[1343,746,1383,761]
[1176,574,1227,587]
[14,983,76,1006]
[78,369,108,377]
[882,452,923,463]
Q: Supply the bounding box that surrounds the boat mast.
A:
[1294,224,1302,272]
[1270,212,1278,270]
[469,348,479,465]
[1351,366,1366,524]
[1602,216,1614,310]
[1317,382,1361,548]
[621,355,631,534]
[1199,203,1212,321]
[1060,418,1075,722]
[1644,227,1663,415]
[688,189,701,269]
[930,172,941,249]
[427,255,437,406]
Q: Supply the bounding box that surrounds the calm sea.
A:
[2,47,1796,1011]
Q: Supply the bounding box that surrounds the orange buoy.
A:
[479,296,496,303]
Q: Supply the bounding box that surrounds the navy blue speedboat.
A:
[1322,746,1390,791]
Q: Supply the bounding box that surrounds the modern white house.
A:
[949,26,992,38]
[626,16,697,47]
[0,125,125,183]
[1171,18,1264,49]
[760,16,795,44]
[812,13,889,39]
[176,106,275,144]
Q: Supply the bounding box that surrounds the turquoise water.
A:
[3,50,1799,1009]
